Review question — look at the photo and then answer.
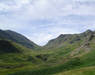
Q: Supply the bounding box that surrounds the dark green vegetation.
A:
[9,57,81,75]
[0,29,39,49]
[1,29,95,75]
[0,40,20,53]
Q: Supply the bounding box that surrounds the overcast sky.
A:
[0,0,95,45]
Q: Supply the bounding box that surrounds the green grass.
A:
[7,57,81,75]
[56,66,95,75]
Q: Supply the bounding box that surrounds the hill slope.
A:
[0,40,20,53]
[1,29,95,75]
[0,29,39,49]
[45,30,93,49]
[0,39,45,75]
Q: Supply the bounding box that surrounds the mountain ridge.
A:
[0,29,94,47]
[44,30,94,49]
[0,29,39,49]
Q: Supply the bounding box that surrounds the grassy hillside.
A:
[9,46,95,75]
[56,66,95,75]
[0,29,39,49]
[45,30,93,49]
[1,30,95,75]
[0,40,20,53]
[0,40,45,75]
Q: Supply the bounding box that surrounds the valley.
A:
[0,29,95,75]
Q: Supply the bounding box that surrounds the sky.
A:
[0,0,95,45]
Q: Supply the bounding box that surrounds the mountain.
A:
[45,30,93,50]
[0,29,39,49]
[1,29,95,75]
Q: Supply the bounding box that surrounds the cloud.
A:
[0,0,95,45]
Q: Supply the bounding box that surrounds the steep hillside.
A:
[45,30,93,50]
[0,40,20,53]
[0,29,39,49]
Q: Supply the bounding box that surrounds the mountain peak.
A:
[58,34,64,38]
[84,29,93,33]
[82,29,93,36]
